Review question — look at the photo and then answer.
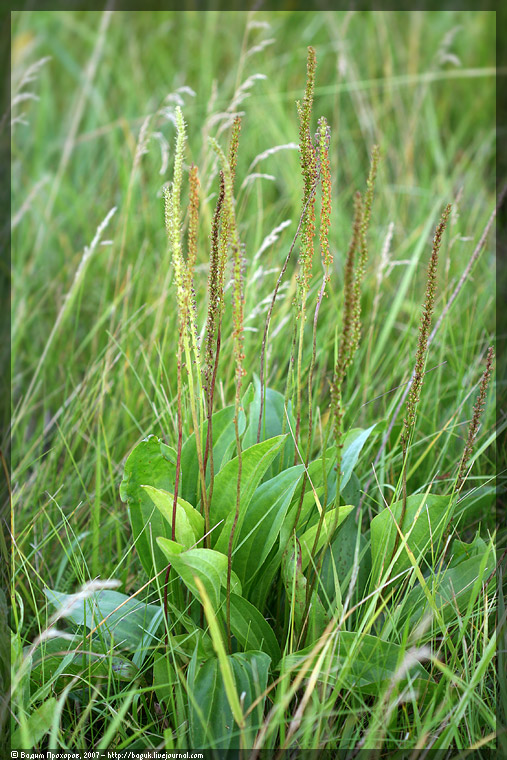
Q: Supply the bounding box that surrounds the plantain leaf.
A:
[320,510,371,605]
[179,393,252,508]
[180,405,233,507]
[28,634,139,698]
[194,574,244,734]
[119,435,176,577]
[11,698,58,750]
[188,650,270,749]
[153,652,178,707]
[152,649,187,738]
[157,540,241,611]
[211,435,287,554]
[279,630,433,696]
[44,589,162,652]
[341,471,362,508]
[291,426,378,529]
[449,532,489,566]
[229,651,271,746]
[188,656,226,749]
[339,424,377,491]
[142,486,204,549]
[298,505,355,572]
[242,376,296,478]
[282,536,330,643]
[401,541,496,627]
[245,444,352,611]
[227,592,281,665]
[169,630,214,662]
[233,464,304,587]
[370,493,451,584]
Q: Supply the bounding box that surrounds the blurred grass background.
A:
[11,10,495,609]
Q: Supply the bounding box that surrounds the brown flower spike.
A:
[457,346,495,490]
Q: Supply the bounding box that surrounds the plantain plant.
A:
[42,47,496,752]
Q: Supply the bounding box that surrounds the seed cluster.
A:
[457,346,495,490]
[329,145,379,465]
[401,204,452,450]
[316,116,332,279]
[210,133,246,388]
[351,145,379,358]
[203,172,225,396]
[295,46,318,316]
[164,107,194,339]
[187,164,201,360]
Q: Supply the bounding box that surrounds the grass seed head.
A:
[402,203,452,448]
[316,116,332,278]
[457,345,495,489]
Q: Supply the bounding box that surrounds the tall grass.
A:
[10,10,497,753]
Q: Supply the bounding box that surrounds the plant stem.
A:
[210,134,245,652]
[257,180,319,444]
[183,336,209,540]
[171,337,184,543]
[393,204,451,560]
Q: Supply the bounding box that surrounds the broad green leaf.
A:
[290,428,378,526]
[248,476,338,611]
[157,541,241,610]
[142,485,204,549]
[211,435,287,554]
[229,651,271,746]
[180,403,249,507]
[119,435,176,576]
[28,634,139,698]
[320,510,371,604]
[247,554,279,612]
[158,542,221,612]
[153,652,178,707]
[449,532,489,566]
[133,606,166,668]
[241,381,256,411]
[233,465,304,587]
[287,445,342,533]
[298,505,355,572]
[402,543,496,627]
[227,592,281,665]
[152,649,187,741]
[188,656,227,749]
[180,405,232,506]
[188,650,270,749]
[204,405,241,473]
[243,376,296,477]
[341,471,362,508]
[454,485,495,524]
[340,424,377,491]
[194,575,244,734]
[322,426,379,505]
[370,493,451,582]
[279,630,432,696]
[170,630,214,662]
[285,445,337,534]
[246,438,372,610]
[158,537,184,556]
[44,589,162,651]
[11,698,58,750]
[164,597,209,640]
[246,463,330,611]
[282,536,330,643]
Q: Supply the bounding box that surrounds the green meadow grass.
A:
[10,10,498,753]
